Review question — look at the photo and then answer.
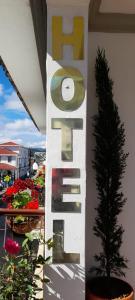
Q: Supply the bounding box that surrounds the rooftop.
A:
[0,163,16,170]
[0,142,20,147]
[0,148,17,156]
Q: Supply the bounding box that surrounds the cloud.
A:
[0,83,3,96]
[4,91,25,112]
[0,119,46,149]
[11,138,23,145]
[25,140,46,148]
[26,140,46,148]
[0,77,46,149]
[0,137,46,149]
[0,132,45,149]
[5,118,34,131]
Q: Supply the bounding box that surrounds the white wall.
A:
[0,156,16,166]
[86,32,135,289]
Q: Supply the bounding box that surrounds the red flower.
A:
[25,178,35,189]
[13,178,35,191]
[25,199,39,209]
[14,179,27,191]
[6,186,19,196]
[31,189,39,199]
[4,238,20,255]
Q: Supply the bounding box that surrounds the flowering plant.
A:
[3,178,39,211]
[2,178,40,225]
[0,233,53,299]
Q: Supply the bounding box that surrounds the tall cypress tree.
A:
[93,49,128,278]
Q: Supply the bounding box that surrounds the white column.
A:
[45,1,90,299]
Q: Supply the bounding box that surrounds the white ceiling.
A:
[100,0,135,14]
[0,0,46,133]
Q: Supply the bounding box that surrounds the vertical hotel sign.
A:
[46,1,88,276]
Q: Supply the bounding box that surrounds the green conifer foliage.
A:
[93,49,128,278]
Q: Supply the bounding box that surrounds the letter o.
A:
[50,67,85,111]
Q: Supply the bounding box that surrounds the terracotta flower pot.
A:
[86,277,134,300]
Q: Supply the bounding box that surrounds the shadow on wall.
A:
[44,264,85,300]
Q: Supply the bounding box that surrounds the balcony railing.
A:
[0,208,45,216]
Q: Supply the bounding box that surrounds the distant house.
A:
[0,141,30,179]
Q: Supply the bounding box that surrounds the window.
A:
[8,156,12,163]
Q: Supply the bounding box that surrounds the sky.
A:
[0,66,46,149]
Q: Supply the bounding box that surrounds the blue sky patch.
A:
[0,66,45,149]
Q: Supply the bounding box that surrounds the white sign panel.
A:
[45,2,89,299]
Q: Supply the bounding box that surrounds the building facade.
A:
[0,141,30,178]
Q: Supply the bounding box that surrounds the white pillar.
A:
[45,1,90,299]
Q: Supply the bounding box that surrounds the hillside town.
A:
[0,141,45,191]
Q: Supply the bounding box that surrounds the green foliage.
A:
[0,234,53,299]
[92,49,128,278]
[34,176,44,187]
[11,191,32,223]
[12,191,32,209]
[13,215,26,223]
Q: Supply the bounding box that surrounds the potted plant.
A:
[2,178,41,234]
[86,49,134,300]
[0,233,53,299]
